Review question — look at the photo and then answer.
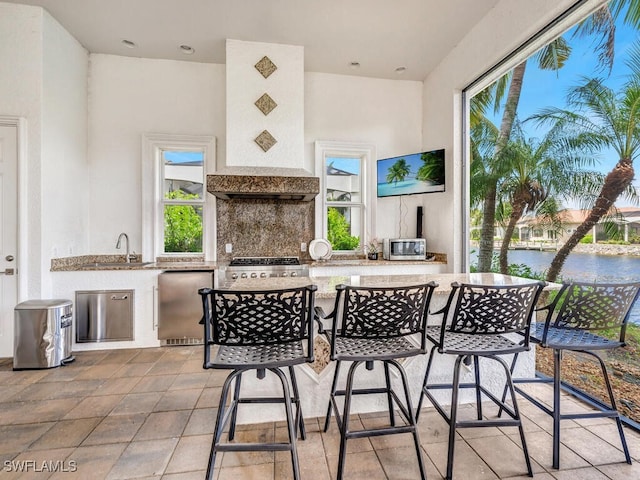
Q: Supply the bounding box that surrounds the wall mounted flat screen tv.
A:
[377,149,445,198]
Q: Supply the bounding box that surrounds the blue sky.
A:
[486,6,639,208]
[326,156,360,175]
[163,151,203,164]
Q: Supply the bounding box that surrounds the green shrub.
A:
[580,234,593,244]
[327,207,360,250]
[469,253,548,281]
[599,239,630,245]
[164,191,203,253]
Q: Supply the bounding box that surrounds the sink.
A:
[81,262,154,269]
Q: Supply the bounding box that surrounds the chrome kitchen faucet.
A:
[116,232,136,263]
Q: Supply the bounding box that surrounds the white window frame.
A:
[314,140,376,254]
[142,134,216,261]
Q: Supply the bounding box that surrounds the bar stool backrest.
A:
[200,286,317,348]
[333,282,436,347]
[443,282,546,340]
[546,281,640,339]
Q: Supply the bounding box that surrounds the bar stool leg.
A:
[228,372,243,441]
[495,355,533,477]
[336,360,362,480]
[552,348,562,469]
[498,352,520,418]
[384,361,396,426]
[416,347,437,420]
[593,350,632,464]
[270,367,301,480]
[325,360,342,432]
[446,355,464,480]
[207,370,241,480]
[288,365,306,440]
[392,359,427,480]
[473,355,483,420]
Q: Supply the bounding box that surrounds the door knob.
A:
[0,268,15,275]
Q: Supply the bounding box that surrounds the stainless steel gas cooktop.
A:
[220,256,308,284]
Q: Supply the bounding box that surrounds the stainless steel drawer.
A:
[75,290,134,342]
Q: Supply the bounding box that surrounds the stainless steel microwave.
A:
[382,238,426,261]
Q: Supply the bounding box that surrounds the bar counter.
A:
[225,272,546,299]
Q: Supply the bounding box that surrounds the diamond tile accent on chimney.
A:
[255,56,277,78]
[255,93,277,116]
[255,130,277,152]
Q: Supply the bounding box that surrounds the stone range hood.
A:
[207,166,319,201]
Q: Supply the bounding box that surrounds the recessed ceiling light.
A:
[179,44,195,55]
[349,61,360,69]
[395,66,407,74]
[121,39,137,49]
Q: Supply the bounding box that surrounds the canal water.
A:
[473,250,640,324]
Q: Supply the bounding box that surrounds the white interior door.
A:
[0,125,18,358]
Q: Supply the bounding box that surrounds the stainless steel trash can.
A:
[13,299,74,370]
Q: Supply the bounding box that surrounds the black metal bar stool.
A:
[506,281,640,469]
[199,285,317,480]
[416,281,546,480]
[316,282,437,480]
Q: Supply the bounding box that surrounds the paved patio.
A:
[1,346,639,479]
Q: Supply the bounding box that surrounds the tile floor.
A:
[1,346,639,479]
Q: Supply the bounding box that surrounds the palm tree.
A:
[386,158,410,186]
[416,151,444,184]
[476,39,572,271]
[475,0,630,272]
[531,73,640,282]
[469,114,501,211]
[496,123,599,273]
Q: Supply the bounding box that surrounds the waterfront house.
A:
[513,207,640,248]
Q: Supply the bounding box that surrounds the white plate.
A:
[309,239,332,260]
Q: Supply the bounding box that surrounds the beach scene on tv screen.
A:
[377,150,445,197]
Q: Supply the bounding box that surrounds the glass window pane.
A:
[164,204,203,253]
[327,206,361,251]
[325,156,361,202]
[163,150,204,200]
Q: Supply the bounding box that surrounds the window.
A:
[315,141,375,253]
[142,134,216,260]
[162,150,204,253]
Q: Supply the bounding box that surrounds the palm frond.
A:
[535,37,572,71]
[572,5,615,73]
[609,0,640,30]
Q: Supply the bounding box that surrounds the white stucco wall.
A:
[305,72,424,242]
[226,39,304,169]
[40,11,89,296]
[421,0,608,272]
[88,61,423,255]
[87,54,225,254]
[0,3,43,298]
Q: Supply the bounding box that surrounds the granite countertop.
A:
[50,252,448,272]
[308,251,447,267]
[226,272,558,299]
[308,258,446,267]
[51,255,219,271]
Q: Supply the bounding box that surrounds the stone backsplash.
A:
[216,198,314,261]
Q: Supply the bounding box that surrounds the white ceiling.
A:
[3,0,500,81]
